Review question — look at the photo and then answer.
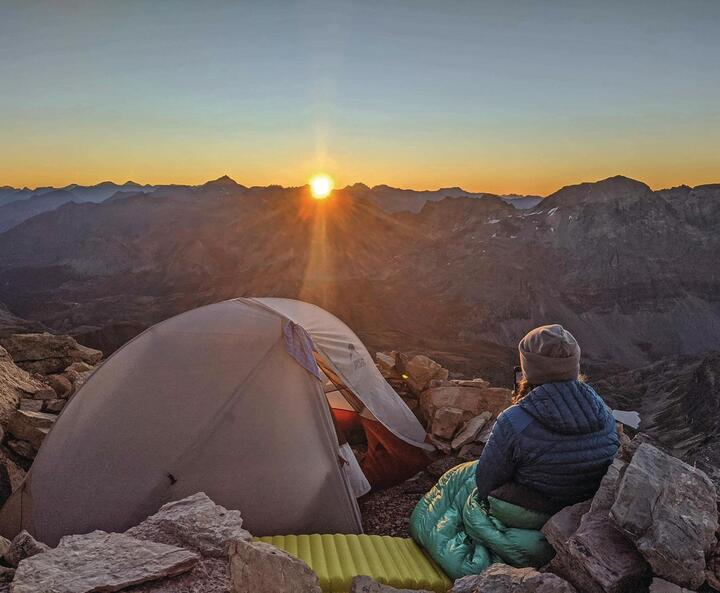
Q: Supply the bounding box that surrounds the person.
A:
[475,324,619,513]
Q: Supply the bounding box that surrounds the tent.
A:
[0,298,432,545]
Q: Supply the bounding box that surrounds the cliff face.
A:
[0,177,718,382]
[595,351,720,484]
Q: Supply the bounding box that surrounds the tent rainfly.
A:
[0,298,432,545]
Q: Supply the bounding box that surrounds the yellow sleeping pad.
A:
[255,534,451,593]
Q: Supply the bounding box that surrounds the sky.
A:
[1,0,719,195]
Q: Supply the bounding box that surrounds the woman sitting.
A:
[476,324,619,513]
[410,324,620,578]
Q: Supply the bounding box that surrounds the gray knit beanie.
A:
[518,324,580,384]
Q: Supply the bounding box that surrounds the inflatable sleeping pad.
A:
[255,534,451,593]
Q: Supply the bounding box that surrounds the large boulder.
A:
[420,384,511,426]
[610,443,718,589]
[404,355,448,395]
[431,406,465,440]
[229,539,322,593]
[349,576,433,593]
[0,346,52,429]
[451,411,493,450]
[126,492,251,558]
[546,510,651,593]
[0,333,102,375]
[450,563,577,593]
[543,460,651,593]
[12,531,199,593]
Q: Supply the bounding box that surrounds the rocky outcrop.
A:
[420,382,512,424]
[609,443,718,589]
[595,351,720,486]
[0,334,101,489]
[0,333,101,375]
[0,347,51,429]
[544,440,719,593]
[349,575,433,593]
[420,379,511,454]
[228,539,321,593]
[12,531,199,593]
[126,491,251,558]
[450,564,577,592]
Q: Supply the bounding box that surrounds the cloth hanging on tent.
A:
[283,320,321,380]
[339,443,372,498]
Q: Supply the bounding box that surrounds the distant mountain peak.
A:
[543,175,652,207]
[204,175,239,187]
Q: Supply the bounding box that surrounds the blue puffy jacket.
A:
[475,380,619,507]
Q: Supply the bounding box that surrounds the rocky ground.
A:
[0,333,719,592]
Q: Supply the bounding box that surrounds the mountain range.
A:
[0,177,541,234]
[0,174,718,387]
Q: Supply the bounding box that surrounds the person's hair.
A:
[513,374,587,404]
[512,378,536,404]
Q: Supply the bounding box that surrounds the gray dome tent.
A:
[0,298,431,545]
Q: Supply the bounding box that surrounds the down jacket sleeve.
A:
[474,414,517,501]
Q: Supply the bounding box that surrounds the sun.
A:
[309,173,334,200]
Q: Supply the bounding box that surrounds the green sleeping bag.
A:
[410,461,555,579]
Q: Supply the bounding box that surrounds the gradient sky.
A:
[1,0,719,194]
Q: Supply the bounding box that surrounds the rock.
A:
[126,492,251,558]
[475,421,495,444]
[428,435,452,455]
[705,542,720,591]
[6,439,36,460]
[0,333,102,375]
[228,539,322,593]
[432,406,465,440]
[0,567,13,584]
[3,530,50,567]
[65,361,94,373]
[589,458,628,513]
[403,355,448,395]
[18,399,42,412]
[458,442,484,461]
[64,367,94,393]
[542,500,591,547]
[46,374,73,398]
[0,346,52,429]
[376,352,399,378]
[451,411,493,450]
[649,578,697,592]
[125,557,230,593]
[7,410,55,450]
[42,399,66,414]
[450,563,578,593]
[544,507,650,593]
[12,530,199,593]
[349,575,433,593]
[610,443,718,589]
[420,384,511,426]
[452,379,490,389]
